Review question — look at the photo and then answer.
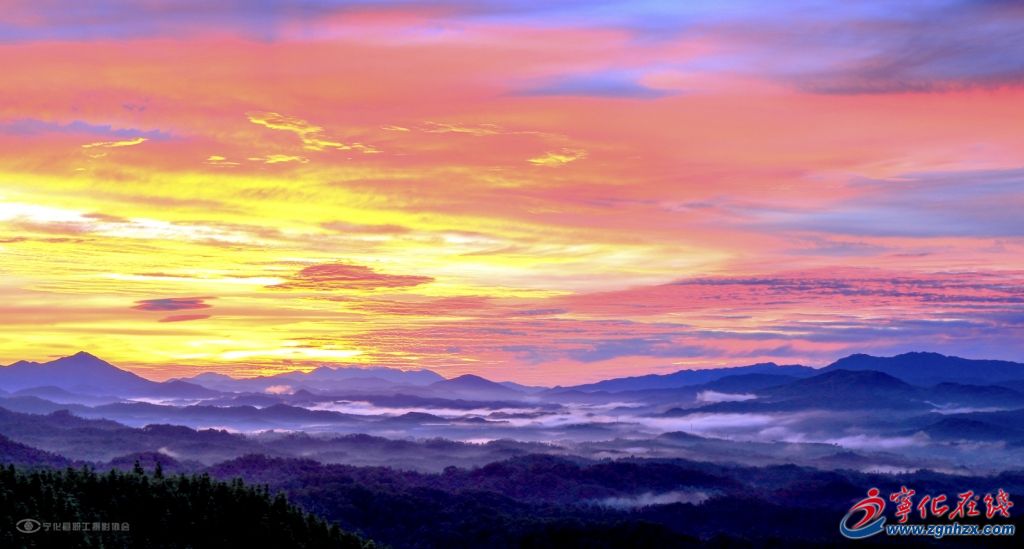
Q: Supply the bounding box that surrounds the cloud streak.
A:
[274,263,433,291]
[247,112,378,153]
[528,148,586,167]
[81,137,147,149]
[159,314,211,323]
[132,297,214,312]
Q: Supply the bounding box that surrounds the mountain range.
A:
[3,349,1024,475]
[181,364,444,393]
[4,350,1024,401]
[561,362,816,392]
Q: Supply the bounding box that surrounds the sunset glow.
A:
[2,1,1023,384]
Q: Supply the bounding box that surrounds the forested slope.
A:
[0,462,374,548]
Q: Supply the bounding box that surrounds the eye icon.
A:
[16,518,41,534]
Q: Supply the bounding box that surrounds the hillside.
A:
[0,463,373,548]
[0,352,214,398]
[565,363,815,393]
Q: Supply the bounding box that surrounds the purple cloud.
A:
[132,297,214,312]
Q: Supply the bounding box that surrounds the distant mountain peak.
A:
[448,374,489,383]
[825,352,1024,385]
[794,368,912,389]
[437,374,506,388]
[896,351,949,359]
[6,360,40,368]
[758,368,920,404]
[430,373,521,396]
[48,351,116,368]
[0,351,207,398]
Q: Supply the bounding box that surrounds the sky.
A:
[1,0,1023,384]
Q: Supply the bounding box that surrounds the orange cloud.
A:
[81,137,147,149]
[247,111,378,153]
[250,154,309,164]
[528,148,586,166]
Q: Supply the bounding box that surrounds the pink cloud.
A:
[274,263,433,291]
[159,314,211,323]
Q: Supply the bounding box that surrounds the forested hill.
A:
[0,463,375,548]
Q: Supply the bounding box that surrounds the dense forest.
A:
[2,450,1023,547]
[0,462,373,548]
[209,454,1024,548]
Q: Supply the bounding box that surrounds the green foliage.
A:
[0,463,376,548]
